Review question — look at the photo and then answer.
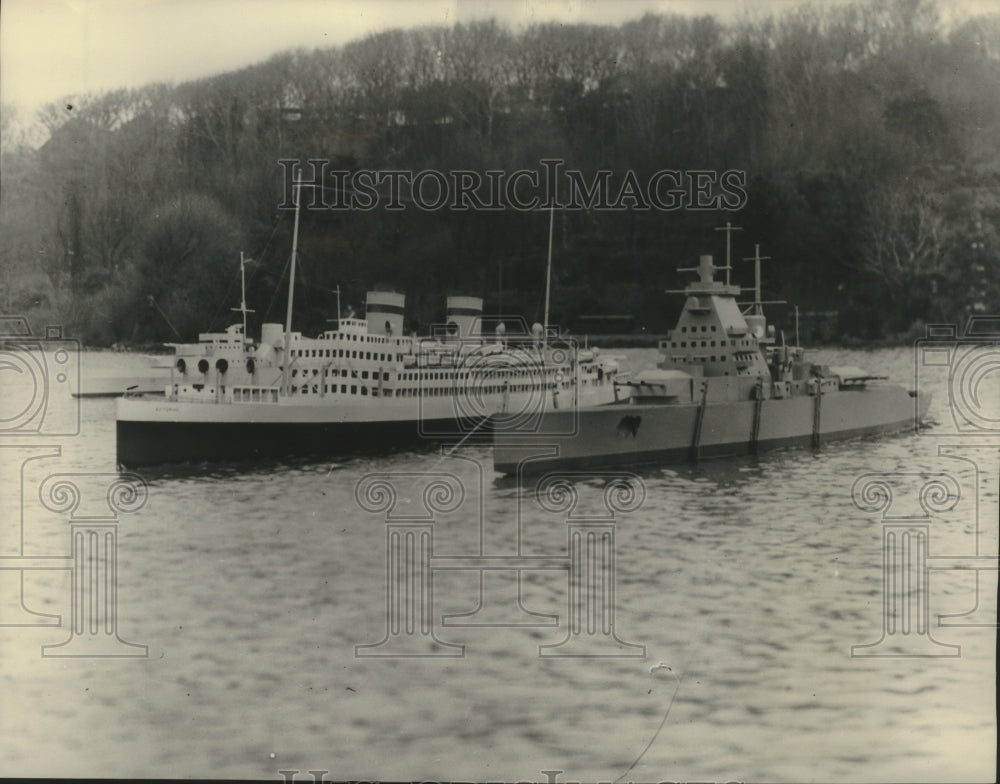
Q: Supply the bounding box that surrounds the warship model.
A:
[492,247,930,475]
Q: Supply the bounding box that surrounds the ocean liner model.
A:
[493,247,930,475]
[116,196,624,468]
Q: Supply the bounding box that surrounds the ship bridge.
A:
[658,254,770,379]
[322,317,368,337]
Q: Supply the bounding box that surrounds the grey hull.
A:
[493,386,927,475]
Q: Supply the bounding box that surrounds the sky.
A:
[0,0,813,121]
[0,0,995,129]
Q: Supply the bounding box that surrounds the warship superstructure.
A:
[493,249,929,475]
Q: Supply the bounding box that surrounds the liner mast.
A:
[282,177,302,394]
[543,203,554,350]
[231,251,255,349]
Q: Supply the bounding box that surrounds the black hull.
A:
[116,417,486,469]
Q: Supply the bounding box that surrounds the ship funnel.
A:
[698,255,715,283]
[260,323,284,348]
[445,296,483,341]
[366,291,405,337]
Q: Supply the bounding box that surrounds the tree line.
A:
[1,0,998,346]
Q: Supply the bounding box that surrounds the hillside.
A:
[1,0,998,346]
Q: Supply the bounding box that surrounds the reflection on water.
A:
[0,348,996,780]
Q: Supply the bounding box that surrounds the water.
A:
[1,347,996,781]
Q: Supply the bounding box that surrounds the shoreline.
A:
[74,333,924,352]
